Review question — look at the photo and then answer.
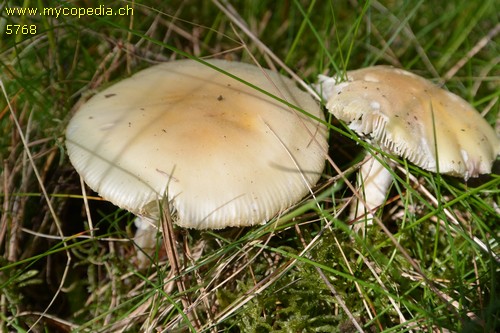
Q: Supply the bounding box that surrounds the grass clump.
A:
[1,0,499,332]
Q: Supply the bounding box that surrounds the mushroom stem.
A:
[133,216,159,268]
[350,153,394,230]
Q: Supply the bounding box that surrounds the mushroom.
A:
[315,66,500,225]
[66,59,328,264]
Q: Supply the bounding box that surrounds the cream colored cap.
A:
[66,59,328,229]
[317,66,500,179]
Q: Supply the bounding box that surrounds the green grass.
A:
[1,0,499,332]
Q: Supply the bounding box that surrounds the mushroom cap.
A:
[66,59,328,229]
[316,66,500,179]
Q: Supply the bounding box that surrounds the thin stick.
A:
[442,23,500,83]
[160,201,201,330]
[79,176,94,238]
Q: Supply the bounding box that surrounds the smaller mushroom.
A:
[315,66,500,226]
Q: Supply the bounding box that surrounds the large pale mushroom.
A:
[66,59,328,264]
[316,66,500,225]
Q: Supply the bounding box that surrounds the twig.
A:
[160,201,201,330]
[442,23,500,83]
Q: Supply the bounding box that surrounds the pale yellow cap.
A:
[66,59,328,229]
[317,66,500,179]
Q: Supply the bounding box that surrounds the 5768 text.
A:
[5,24,37,35]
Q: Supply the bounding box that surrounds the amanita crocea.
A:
[315,66,500,225]
[66,59,328,264]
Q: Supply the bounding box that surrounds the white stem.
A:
[133,216,159,268]
[350,154,394,227]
